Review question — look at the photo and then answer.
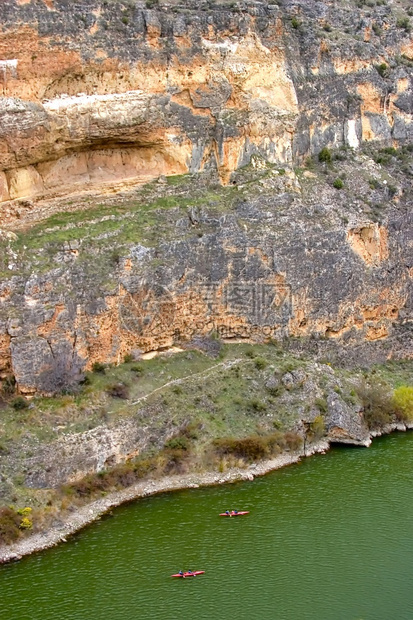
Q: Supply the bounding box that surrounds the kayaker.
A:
[225,510,230,515]
[179,571,184,576]
[233,510,238,514]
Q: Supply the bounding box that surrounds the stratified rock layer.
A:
[0,0,411,201]
[0,155,412,394]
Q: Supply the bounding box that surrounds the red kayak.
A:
[171,571,205,578]
[219,511,250,517]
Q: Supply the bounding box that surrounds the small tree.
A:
[310,415,325,439]
[357,380,394,429]
[393,386,413,422]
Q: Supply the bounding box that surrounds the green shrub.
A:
[213,430,302,462]
[164,436,190,451]
[248,399,267,413]
[356,380,394,429]
[266,431,286,453]
[172,385,183,395]
[315,397,328,414]
[310,415,325,439]
[0,507,21,545]
[16,507,32,516]
[180,421,201,440]
[393,386,413,422]
[110,248,123,266]
[123,353,134,363]
[266,384,283,397]
[318,147,332,163]
[291,17,300,29]
[1,375,16,397]
[396,17,411,32]
[376,62,388,77]
[62,457,159,499]
[369,178,381,189]
[11,396,28,411]
[19,517,33,530]
[254,357,268,370]
[106,383,129,399]
[92,362,106,374]
[381,146,398,156]
[131,364,144,375]
[333,178,343,189]
[284,431,303,451]
[213,436,269,461]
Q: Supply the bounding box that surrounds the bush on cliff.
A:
[106,383,129,399]
[212,431,302,462]
[92,362,106,374]
[1,375,16,397]
[310,415,326,439]
[213,435,269,461]
[393,386,413,422]
[318,147,332,163]
[357,380,394,429]
[396,16,411,32]
[164,436,190,451]
[0,507,21,545]
[11,396,29,411]
[254,357,268,370]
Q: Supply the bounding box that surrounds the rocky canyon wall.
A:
[0,0,411,201]
[0,0,412,393]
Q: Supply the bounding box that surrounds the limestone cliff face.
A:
[0,0,411,202]
[0,0,412,394]
[0,158,412,394]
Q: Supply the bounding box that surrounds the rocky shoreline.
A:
[1,422,411,566]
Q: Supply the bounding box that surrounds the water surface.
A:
[1,432,413,620]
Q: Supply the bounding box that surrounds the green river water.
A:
[1,432,413,620]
